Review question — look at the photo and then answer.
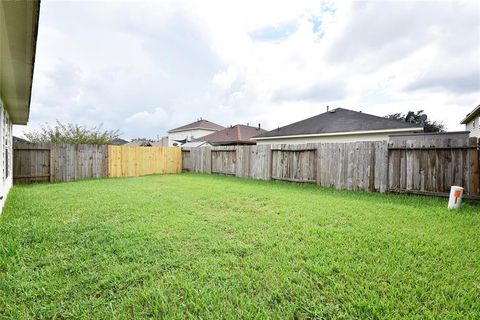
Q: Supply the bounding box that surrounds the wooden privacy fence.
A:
[183,137,480,197]
[13,143,52,183]
[13,144,181,183]
[14,143,108,183]
[387,137,479,196]
[108,146,182,177]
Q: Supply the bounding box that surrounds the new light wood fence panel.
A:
[108,146,181,178]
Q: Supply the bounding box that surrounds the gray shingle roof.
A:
[196,124,267,145]
[255,108,423,139]
[168,119,224,133]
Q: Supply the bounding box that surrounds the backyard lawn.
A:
[1,173,479,319]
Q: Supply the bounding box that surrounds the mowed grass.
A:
[0,174,479,319]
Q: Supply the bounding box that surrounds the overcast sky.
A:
[16,0,480,139]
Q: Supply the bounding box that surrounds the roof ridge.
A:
[255,107,423,139]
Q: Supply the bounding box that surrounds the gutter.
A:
[252,127,424,141]
[460,104,480,124]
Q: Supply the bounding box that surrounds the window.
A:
[1,106,4,182]
[1,107,11,181]
[5,147,8,179]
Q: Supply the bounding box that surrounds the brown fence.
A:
[183,137,480,197]
[14,143,108,183]
[13,143,52,183]
[387,137,479,196]
[13,143,181,183]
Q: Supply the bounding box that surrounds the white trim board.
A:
[252,127,423,141]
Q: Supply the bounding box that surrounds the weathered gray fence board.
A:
[14,143,108,184]
[250,145,271,180]
[182,138,480,196]
[181,149,192,171]
[387,137,477,195]
[271,145,316,183]
[211,147,236,175]
[13,143,51,183]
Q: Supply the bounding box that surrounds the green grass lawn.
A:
[1,173,479,319]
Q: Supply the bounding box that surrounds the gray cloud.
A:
[28,2,227,139]
[405,71,480,94]
[326,2,479,69]
[19,0,480,139]
[272,80,347,103]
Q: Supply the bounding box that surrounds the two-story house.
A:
[167,119,224,146]
[461,104,480,138]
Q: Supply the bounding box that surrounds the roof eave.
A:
[252,127,424,140]
[460,104,480,124]
[0,1,40,125]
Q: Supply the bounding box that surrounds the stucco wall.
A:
[465,118,480,137]
[255,131,413,145]
[168,129,218,146]
[0,102,13,212]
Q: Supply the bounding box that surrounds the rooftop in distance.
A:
[168,119,225,133]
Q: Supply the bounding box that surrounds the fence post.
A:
[368,142,376,192]
[49,144,54,183]
[470,137,480,196]
[315,143,321,185]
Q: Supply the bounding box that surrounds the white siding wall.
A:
[168,129,218,146]
[256,131,413,145]
[465,117,480,137]
[0,101,13,212]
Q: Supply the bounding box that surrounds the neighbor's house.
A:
[253,108,424,145]
[123,137,168,147]
[0,1,40,211]
[185,124,267,147]
[461,104,480,138]
[167,119,224,146]
[110,138,129,145]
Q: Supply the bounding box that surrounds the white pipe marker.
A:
[448,186,464,210]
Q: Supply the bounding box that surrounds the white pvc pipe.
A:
[448,186,464,210]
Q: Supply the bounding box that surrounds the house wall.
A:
[0,101,13,212]
[168,129,218,146]
[255,131,417,145]
[465,117,480,137]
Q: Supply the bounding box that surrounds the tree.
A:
[385,110,446,133]
[24,121,121,145]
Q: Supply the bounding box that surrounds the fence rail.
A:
[13,143,181,183]
[183,137,480,197]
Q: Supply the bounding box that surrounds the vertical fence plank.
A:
[470,137,479,196]
[106,146,182,178]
